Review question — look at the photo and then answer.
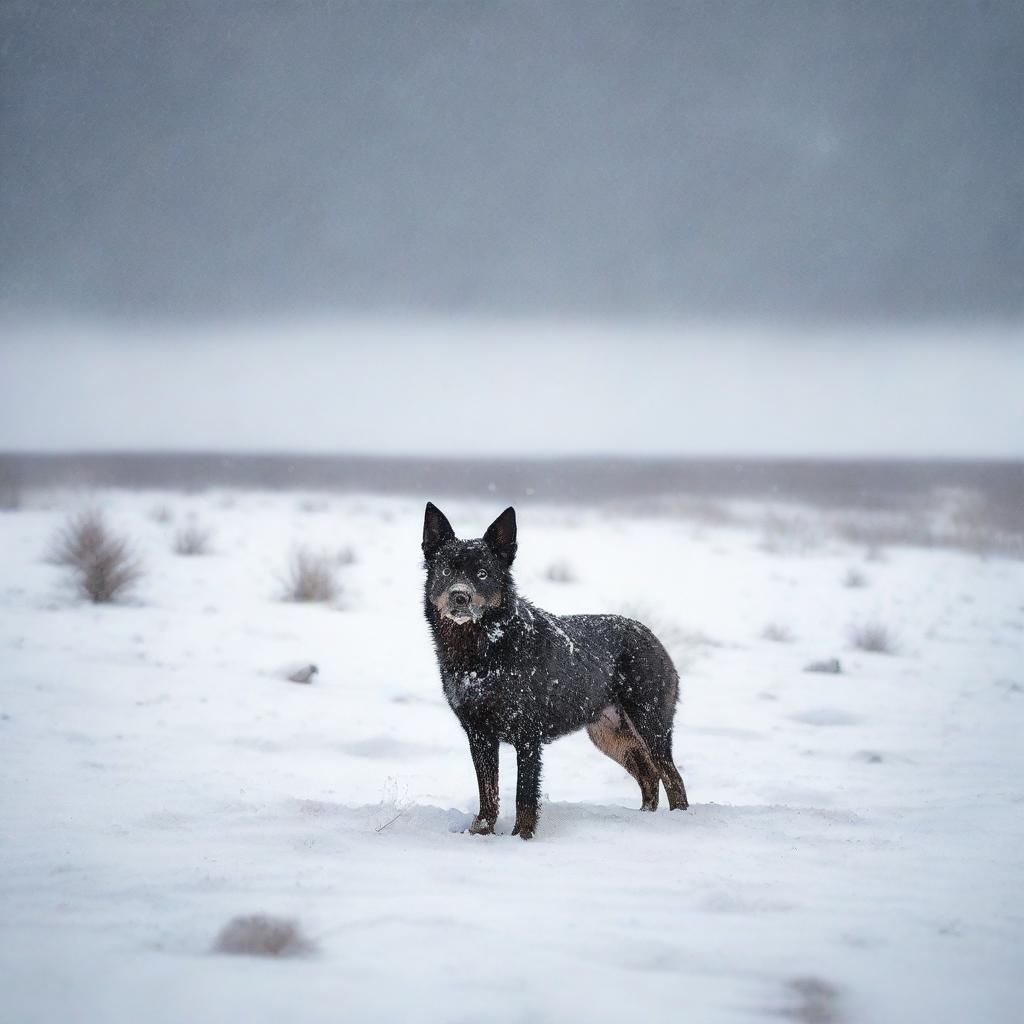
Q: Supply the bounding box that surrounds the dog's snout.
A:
[450,588,471,609]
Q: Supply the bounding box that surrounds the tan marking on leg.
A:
[587,705,660,810]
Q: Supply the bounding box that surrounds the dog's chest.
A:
[443,665,533,731]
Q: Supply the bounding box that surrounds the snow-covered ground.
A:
[1,489,1021,1023]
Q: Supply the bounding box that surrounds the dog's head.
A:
[422,503,517,624]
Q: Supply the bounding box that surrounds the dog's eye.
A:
[476,569,488,580]
[441,567,451,577]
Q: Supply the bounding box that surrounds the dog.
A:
[422,503,688,840]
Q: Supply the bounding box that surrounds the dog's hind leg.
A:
[587,705,661,811]
[619,702,689,811]
[653,730,689,810]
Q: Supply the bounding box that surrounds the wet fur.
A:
[422,503,688,840]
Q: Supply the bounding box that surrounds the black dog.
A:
[422,503,688,840]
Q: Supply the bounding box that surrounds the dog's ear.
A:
[423,502,455,557]
[483,506,517,565]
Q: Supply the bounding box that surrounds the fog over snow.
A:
[2,318,1022,457]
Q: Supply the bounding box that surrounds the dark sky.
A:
[2,1,1022,322]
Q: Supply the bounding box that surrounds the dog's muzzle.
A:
[444,584,475,621]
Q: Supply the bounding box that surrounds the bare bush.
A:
[48,509,143,603]
[336,545,357,566]
[842,567,868,589]
[212,914,315,958]
[544,560,577,583]
[149,504,174,525]
[173,524,212,556]
[613,496,738,526]
[758,512,825,555]
[762,622,794,643]
[848,621,899,655]
[836,513,936,551]
[835,493,1024,559]
[782,976,842,1024]
[283,547,338,603]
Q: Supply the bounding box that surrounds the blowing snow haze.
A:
[2,1,1023,322]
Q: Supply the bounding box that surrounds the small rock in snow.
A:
[283,663,318,684]
[804,658,842,674]
[212,914,316,958]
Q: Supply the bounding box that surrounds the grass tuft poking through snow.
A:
[762,622,794,643]
[781,976,842,1024]
[283,547,339,603]
[842,567,868,588]
[212,914,316,958]
[47,509,143,603]
[149,503,174,524]
[848,620,899,655]
[172,523,212,556]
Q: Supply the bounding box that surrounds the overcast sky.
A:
[2,319,1021,457]
[3,2,1022,322]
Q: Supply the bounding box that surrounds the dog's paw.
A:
[466,816,495,836]
[511,808,537,840]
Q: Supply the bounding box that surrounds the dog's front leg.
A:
[511,735,542,840]
[466,729,499,835]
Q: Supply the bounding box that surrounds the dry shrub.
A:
[782,976,842,1024]
[336,545,357,566]
[212,914,315,958]
[836,512,936,551]
[284,547,338,603]
[835,491,1024,558]
[613,496,738,526]
[48,509,143,603]
[842,567,868,589]
[848,621,898,655]
[758,512,825,555]
[173,523,212,555]
[544,560,577,583]
[762,622,794,643]
[149,504,174,525]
